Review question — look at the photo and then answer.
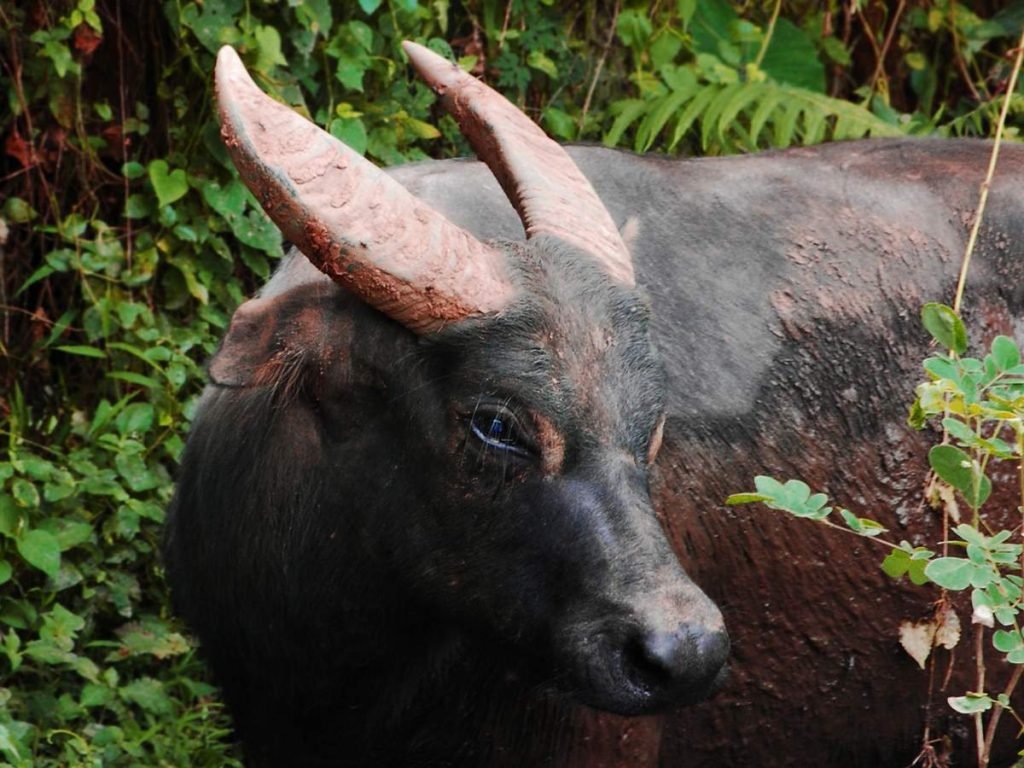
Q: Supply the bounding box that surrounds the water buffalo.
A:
[164,43,1024,767]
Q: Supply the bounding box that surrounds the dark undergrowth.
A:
[1,1,1022,764]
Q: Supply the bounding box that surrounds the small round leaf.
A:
[921,303,967,354]
[16,529,61,578]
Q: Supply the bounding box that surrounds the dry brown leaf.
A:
[936,482,960,523]
[900,620,936,669]
[73,24,102,56]
[934,605,961,650]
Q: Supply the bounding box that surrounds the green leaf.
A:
[125,193,153,219]
[993,628,1024,653]
[230,211,282,255]
[542,107,576,141]
[38,519,93,551]
[81,682,114,709]
[120,677,173,715]
[11,478,39,508]
[111,621,190,661]
[677,0,697,24]
[907,558,930,586]
[200,178,247,220]
[115,453,160,492]
[0,723,24,762]
[336,58,367,92]
[690,0,737,57]
[952,524,988,546]
[882,548,910,579]
[942,418,977,445]
[253,25,287,72]
[923,355,960,382]
[16,264,55,296]
[921,303,967,354]
[16,529,61,578]
[56,344,106,358]
[526,50,558,79]
[3,196,38,223]
[617,8,653,49]
[751,476,832,520]
[929,444,991,509]
[0,495,18,536]
[651,31,683,70]
[747,85,783,143]
[358,0,383,12]
[179,0,242,53]
[668,85,717,150]
[637,87,697,152]
[107,371,162,389]
[991,335,1020,371]
[839,509,888,536]
[41,603,85,642]
[948,693,993,714]
[401,116,441,140]
[759,18,825,92]
[121,160,145,179]
[169,258,209,304]
[147,159,189,208]
[603,99,648,147]
[329,117,369,155]
[116,402,154,435]
[0,561,11,586]
[925,557,976,590]
[726,492,772,505]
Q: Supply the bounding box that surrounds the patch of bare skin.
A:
[214,46,517,335]
[533,412,566,476]
[647,415,665,465]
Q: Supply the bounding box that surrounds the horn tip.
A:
[215,45,243,81]
[215,45,257,103]
[401,40,462,92]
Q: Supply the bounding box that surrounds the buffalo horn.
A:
[214,46,516,334]
[402,41,635,286]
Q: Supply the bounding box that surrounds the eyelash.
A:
[469,404,534,458]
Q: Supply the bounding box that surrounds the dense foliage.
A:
[1,1,1023,764]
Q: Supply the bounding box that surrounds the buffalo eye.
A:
[469,404,535,458]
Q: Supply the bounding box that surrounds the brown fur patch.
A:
[534,411,566,476]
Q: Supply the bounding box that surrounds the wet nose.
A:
[624,622,730,701]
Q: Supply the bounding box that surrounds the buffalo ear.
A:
[208,287,348,390]
[207,296,278,387]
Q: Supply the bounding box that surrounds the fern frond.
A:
[607,77,906,155]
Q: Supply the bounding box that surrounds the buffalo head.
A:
[167,45,728,752]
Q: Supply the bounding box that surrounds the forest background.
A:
[2,0,1024,764]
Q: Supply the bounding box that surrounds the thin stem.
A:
[949,0,983,103]
[975,624,987,767]
[115,0,132,271]
[952,30,1024,315]
[752,0,782,71]
[578,0,620,134]
[981,665,1024,765]
[1018,427,1024,573]
[859,0,907,101]
[497,0,513,52]
[813,517,908,552]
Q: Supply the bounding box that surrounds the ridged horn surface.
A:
[402,41,635,286]
[214,46,516,334]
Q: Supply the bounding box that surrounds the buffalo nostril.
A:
[695,626,730,672]
[623,624,730,697]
